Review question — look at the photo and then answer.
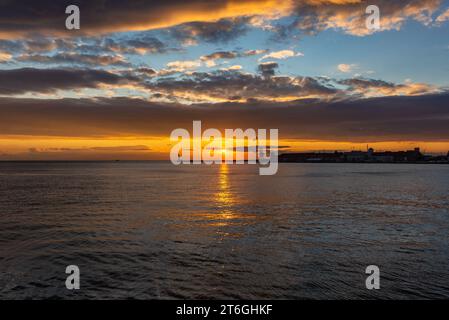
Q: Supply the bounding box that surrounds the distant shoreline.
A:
[0,160,448,165]
[279,161,449,165]
[0,160,170,163]
[279,148,449,165]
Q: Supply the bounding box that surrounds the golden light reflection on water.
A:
[211,164,237,227]
[216,164,233,204]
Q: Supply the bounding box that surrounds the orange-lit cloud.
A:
[338,63,358,73]
[436,7,449,23]
[0,0,444,39]
[290,0,442,36]
[338,78,441,97]
[0,51,12,62]
[0,0,295,39]
[260,50,304,60]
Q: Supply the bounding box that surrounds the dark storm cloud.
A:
[1,93,449,141]
[0,68,137,95]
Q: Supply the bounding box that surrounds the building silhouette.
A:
[279,147,448,163]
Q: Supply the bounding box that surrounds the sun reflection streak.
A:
[213,164,236,225]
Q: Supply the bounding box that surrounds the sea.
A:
[0,162,448,299]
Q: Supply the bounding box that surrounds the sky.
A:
[0,0,449,160]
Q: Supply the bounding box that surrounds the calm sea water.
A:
[0,162,449,299]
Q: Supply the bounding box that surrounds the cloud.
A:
[136,67,158,76]
[260,49,303,60]
[277,0,443,38]
[99,36,169,55]
[1,93,449,142]
[198,49,267,67]
[144,69,440,103]
[436,7,449,24]
[145,69,337,103]
[0,68,137,95]
[166,60,202,72]
[200,51,239,61]
[5,145,155,161]
[258,62,280,77]
[37,145,151,152]
[0,0,444,41]
[0,39,24,54]
[90,145,151,151]
[220,65,243,71]
[0,38,68,56]
[168,18,252,44]
[12,35,171,56]
[0,66,441,102]
[0,51,12,63]
[338,63,358,73]
[24,38,60,52]
[199,49,267,67]
[244,49,268,56]
[200,51,238,67]
[338,78,440,97]
[0,0,294,39]
[16,53,130,67]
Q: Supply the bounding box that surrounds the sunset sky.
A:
[1,0,449,160]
